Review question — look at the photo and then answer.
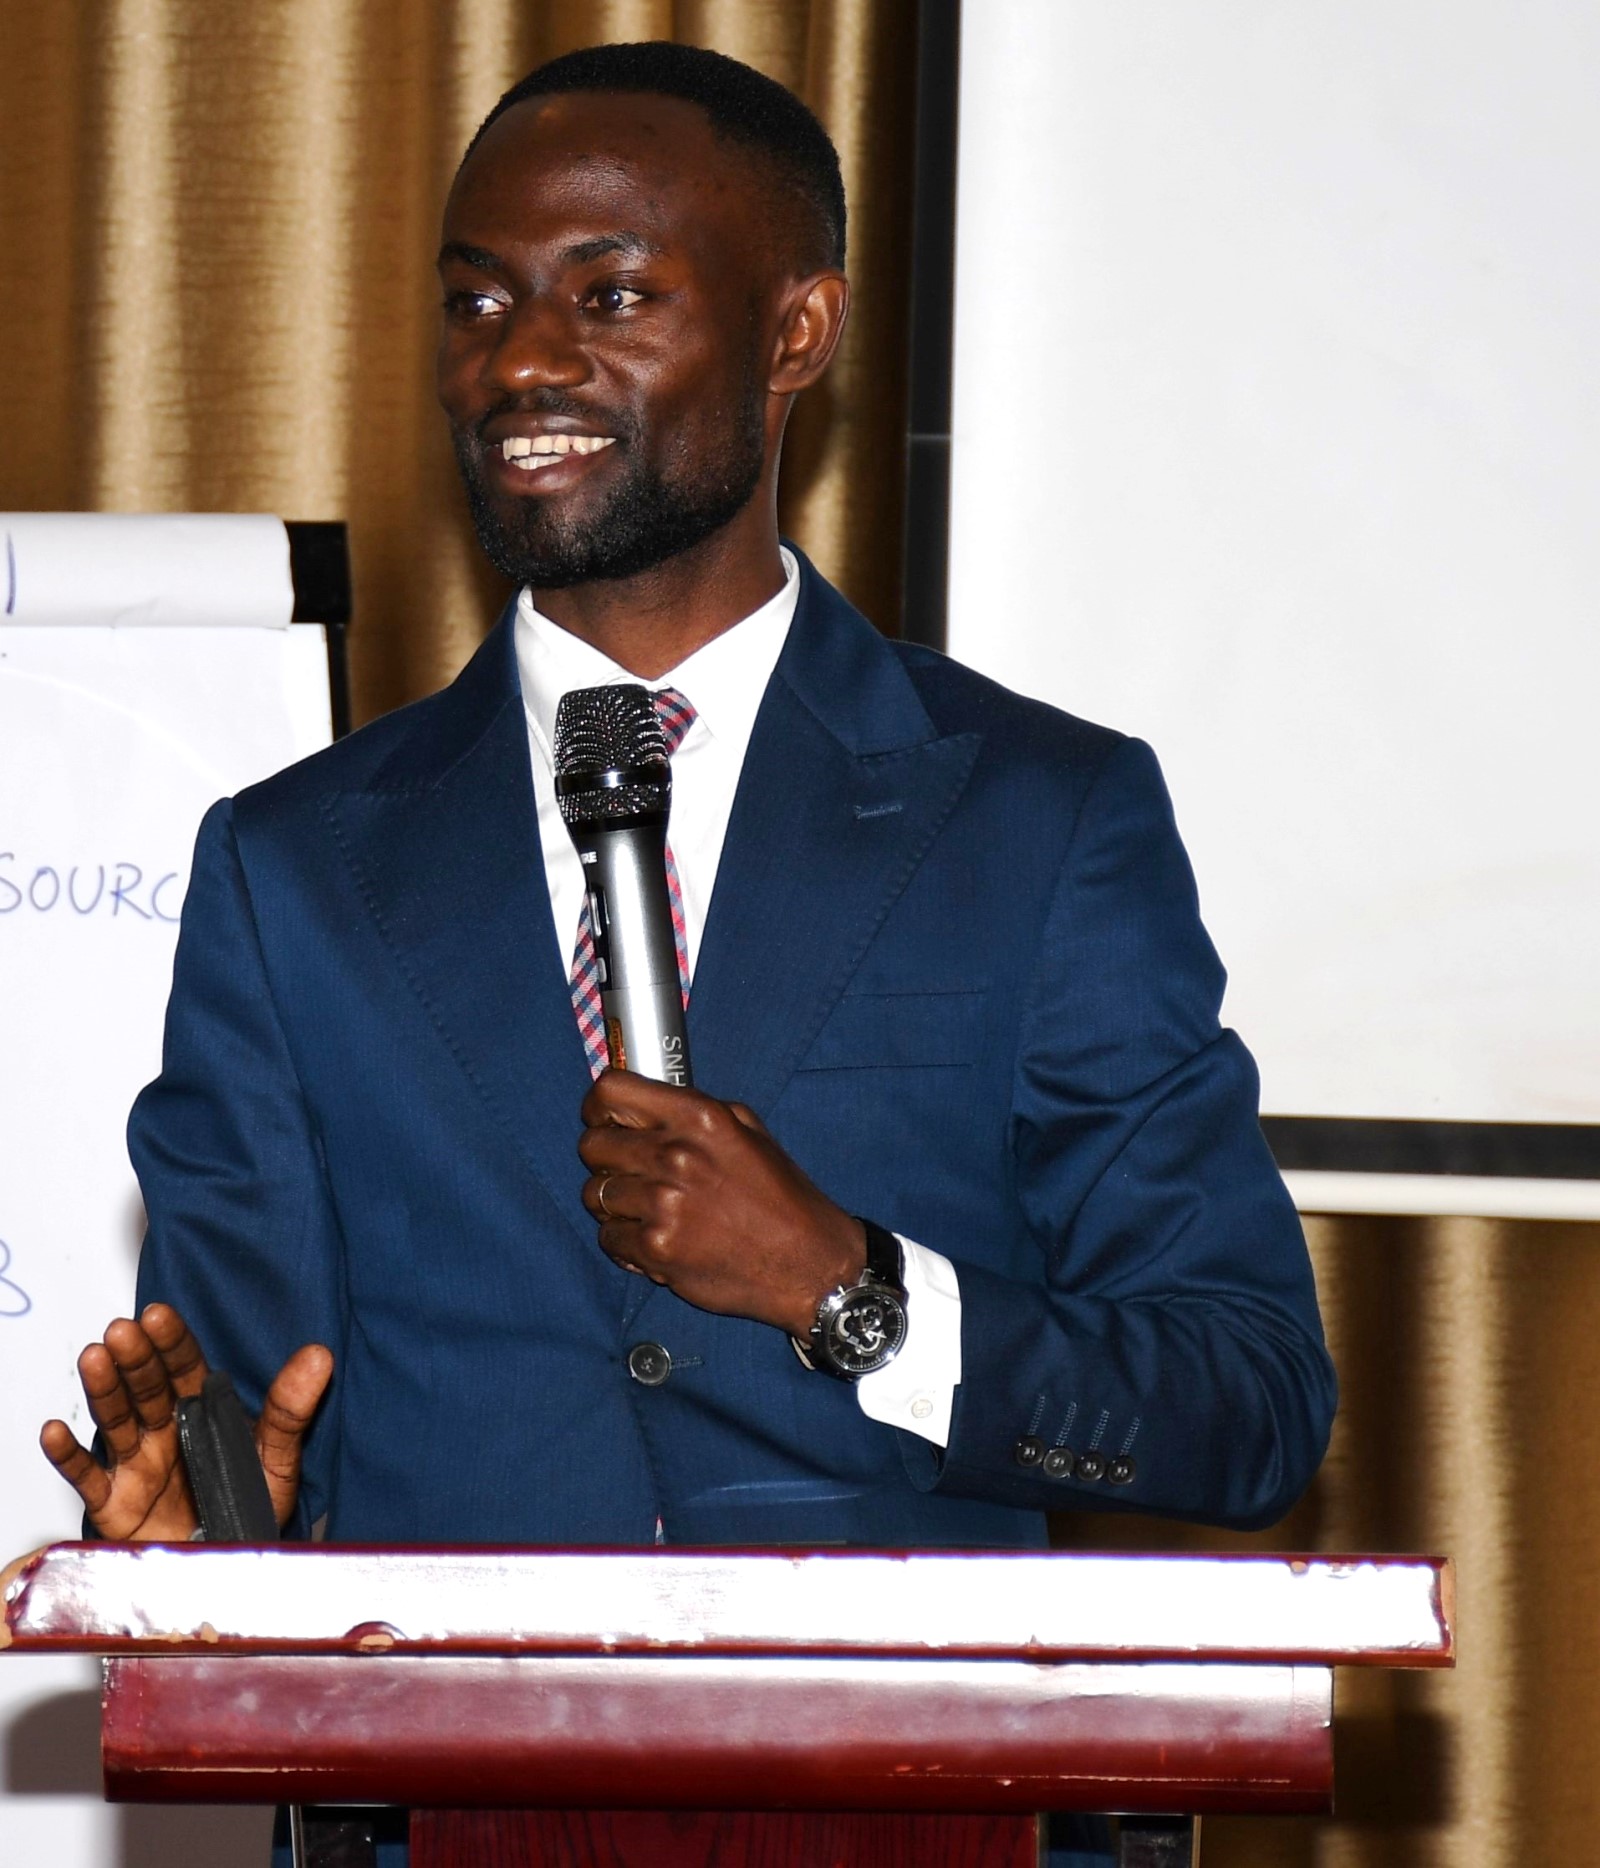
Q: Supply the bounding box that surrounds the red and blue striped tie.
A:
[569,687,695,1078]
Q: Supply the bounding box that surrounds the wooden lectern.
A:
[2,1544,1453,1866]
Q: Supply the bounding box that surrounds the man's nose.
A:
[484,298,588,391]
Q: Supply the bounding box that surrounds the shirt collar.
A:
[515,546,800,768]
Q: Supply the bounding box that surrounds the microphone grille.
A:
[553,683,670,827]
[554,683,667,775]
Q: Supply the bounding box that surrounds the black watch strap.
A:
[859,1216,905,1289]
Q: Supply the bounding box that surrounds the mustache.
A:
[471,390,634,441]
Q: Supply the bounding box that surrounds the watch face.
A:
[824,1283,908,1377]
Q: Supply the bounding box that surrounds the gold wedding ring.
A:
[596,1174,617,1219]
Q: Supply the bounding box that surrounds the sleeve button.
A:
[1041,1447,1075,1479]
[1013,1435,1046,1466]
[1107,1454,1136,1485]
[1074,1450,1106,1482]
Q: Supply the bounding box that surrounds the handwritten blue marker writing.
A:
[0,1238,31,1319]
[0,855,183,923]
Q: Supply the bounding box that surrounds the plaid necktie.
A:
[569,687,696,1078]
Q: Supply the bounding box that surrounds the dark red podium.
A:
[2,1544,1453,1865]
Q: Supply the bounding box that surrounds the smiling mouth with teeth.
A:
[500,435,616,471]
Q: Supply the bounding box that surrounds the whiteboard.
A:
[947,0,1600,1207]
[0,620,332,1863]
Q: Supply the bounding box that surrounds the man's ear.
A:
[769,272,850,396]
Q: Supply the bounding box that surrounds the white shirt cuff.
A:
[855,1236,961,1447]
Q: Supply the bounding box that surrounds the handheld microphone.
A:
[554,684,693,1087]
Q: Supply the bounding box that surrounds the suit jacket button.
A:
[1107,1454,1136,1485]
[1075,1450,1106,1483]
[1014,1435,1046,1466]
[627,1342,671,1386]
[1041,1447,1074,1479]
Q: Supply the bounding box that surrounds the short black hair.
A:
[463,40,846,272]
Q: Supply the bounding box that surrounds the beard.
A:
[453,378,767,591]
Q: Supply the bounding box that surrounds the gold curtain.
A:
[3,5,1594,1862]
[0,0,914,721]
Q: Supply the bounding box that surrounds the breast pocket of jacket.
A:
[796,990,987,1072]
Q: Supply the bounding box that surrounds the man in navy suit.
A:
[44,44,1333,1570]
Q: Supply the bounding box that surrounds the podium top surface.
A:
[2,1544,1452,1667]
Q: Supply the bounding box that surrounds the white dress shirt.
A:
[514,548,963,1446]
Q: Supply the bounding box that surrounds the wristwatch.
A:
[791,1218,908,1381]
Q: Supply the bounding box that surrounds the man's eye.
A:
[585,284,644,314]
[443,290,503,319]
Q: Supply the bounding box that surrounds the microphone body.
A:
[554,684,693,1088]
[576,817,691,1086]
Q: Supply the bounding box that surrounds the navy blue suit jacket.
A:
[131,555,1335,1547]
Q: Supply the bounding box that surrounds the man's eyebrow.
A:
[436,233,664,275]
[436,240,504,273]
[561,232,665,264]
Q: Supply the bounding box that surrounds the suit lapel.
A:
[689,564,982,1116]
[327,568,983,1273]
[327,609,595,1241]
